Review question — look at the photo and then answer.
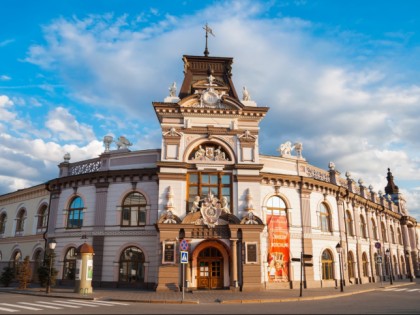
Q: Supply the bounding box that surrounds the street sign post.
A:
[375,242,381,249]
[376,256,383,264]
[180,251,188,301]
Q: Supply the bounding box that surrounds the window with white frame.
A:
[345,210,354,236]
[359,215,367,238]
[15,208,26,233]
[121,192,147,226]
[319,203,331,232]
[0,212,6,234]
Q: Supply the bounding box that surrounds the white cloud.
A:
[13,1,420,221]
[0,95,17,121]
[45,107,96,142]
[0,75,11,81]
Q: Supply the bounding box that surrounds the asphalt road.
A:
[0,286,419,314]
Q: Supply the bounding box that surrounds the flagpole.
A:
[204,24,209,56]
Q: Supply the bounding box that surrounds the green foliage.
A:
[0,266,15,287]
[37,252,57,288]
[17,256,32,289]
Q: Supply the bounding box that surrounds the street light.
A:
[406,250,413,282]
[336,243,344,292]
[385,249,393,285]
[46,238,57,294]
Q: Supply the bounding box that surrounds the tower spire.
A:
[203,23,215,57]
[384,168,399,195]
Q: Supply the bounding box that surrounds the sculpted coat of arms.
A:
[192,191,230,228]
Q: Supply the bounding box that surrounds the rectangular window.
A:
[67,209,83,228]
[245,242,258,264]
[186,172,232,213]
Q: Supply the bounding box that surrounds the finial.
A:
[203,23,215,57]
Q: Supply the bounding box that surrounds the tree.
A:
[0,266,15,287]
[17,256,32,289]
[37,252,57,287]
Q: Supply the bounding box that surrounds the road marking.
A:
[52,300,98,307]
[67,299,121,306]
[407,289,420,292]
[20,302,62,309]
[92,300,130,306]
[0,306,19,313]
[37,301,80,308]
[0,303,42,311]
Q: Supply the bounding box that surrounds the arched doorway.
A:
[118,246,145,288]
[197,246,223,289]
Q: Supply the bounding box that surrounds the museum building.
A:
[0,50,418,291]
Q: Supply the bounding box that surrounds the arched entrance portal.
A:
[197,246,223,289]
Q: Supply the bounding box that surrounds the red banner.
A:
[267,215,289,282]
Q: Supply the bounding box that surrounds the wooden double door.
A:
[197,247,224,289]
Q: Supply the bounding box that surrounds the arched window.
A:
[266,196,287,215]
[359,215,367,238]
[0,212,6,234]
[348,251,355,279]
[390,225,395,244]
[321,250,334,280]
[397,228,403,245]
[319,203,331,232]
[381,222,387,242]
[121,192,147,226]
[15,208,26,233]
[37,204,48,230]
[67,197,84,229]
[118,246,145,284]
[12,251,22,278]
[362,252,369,277]
[63,247,77,280]
[345,210,354,236]
[32,249,43,281]
[400,255,406,276]
[371,219,378,240]
[374,253,380,276]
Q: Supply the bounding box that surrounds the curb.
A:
[219,282,415,304]
[0,282,414,305]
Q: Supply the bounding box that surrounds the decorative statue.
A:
[328,161,335,170]
[194,145,205,159]
[116,136,133,149]
[279,141,292,156]
[214,146,226,160]
[242,86,251,101]
[191,196,201,213]
[163,210,177,224]
[221,196,230,214]
[169,82,177,97]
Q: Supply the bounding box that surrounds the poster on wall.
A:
[86,259,93,281]
[75,259,82,280]
[267,214,289,282]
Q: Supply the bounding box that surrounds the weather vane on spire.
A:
[203,23,215,57]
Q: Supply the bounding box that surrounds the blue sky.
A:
[1,0,420,220]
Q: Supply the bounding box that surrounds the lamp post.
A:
[336,243,344,292]
[46,238,57,294]
[406,250,413,282]
[385,249,393,285]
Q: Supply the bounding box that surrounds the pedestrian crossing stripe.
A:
[0,299,130,313]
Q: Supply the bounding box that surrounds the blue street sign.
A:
[180,251,188,264]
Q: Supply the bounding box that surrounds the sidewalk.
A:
[0,279,416,304]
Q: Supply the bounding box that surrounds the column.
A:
[231,239,238,288]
